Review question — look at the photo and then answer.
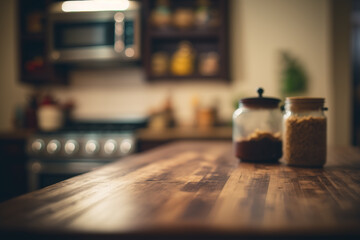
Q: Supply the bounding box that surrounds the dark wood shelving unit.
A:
[149,29,220,39]
[147,74,223,81]
[352,10,360,146]
[21,34,45,42]
[18,0,228,85]
[18,0,68,86]
[143,0,229,82]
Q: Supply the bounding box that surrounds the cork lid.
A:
[285,97,325,111]
[240,88,280,109]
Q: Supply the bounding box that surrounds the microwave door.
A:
[54,22,116,61]
[48,1,141,63]
[49,12,128,62]
[50,20,118,62]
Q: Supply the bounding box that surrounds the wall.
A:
[230,0,333,143]
[0,0,31,130]
[332,0,352,145]
[0,0,350,145]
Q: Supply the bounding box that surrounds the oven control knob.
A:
[64,140,78,155]
[30,161,42,173]
[47,140,61,154]
[85,140,99,155]
[120,139,133,154]
[31,139,44,153]
[104,139,117,155]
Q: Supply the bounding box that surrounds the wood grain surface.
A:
[0,141,360,239]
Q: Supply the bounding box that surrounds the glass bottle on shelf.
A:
[170,41,195,76]
[199,52,219,76]
[151,0,172,29]
[151,52,169,76]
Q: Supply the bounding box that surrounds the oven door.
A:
[27,160,106,191]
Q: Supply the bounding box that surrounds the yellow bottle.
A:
[171,41,195,76]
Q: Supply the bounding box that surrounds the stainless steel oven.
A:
[27,160,106,191]
[26,118,147,191]
[48,0,141,63]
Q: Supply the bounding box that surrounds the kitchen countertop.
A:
[137,127,232,140]
[0,141,360,239]
[0,129,34,140]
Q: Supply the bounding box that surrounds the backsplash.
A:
[50,67,235,126]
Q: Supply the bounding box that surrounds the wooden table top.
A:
[1,141,360,239]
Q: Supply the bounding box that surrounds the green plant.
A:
[280,51,307,96]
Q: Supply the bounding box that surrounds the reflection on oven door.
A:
[27,161,106,191]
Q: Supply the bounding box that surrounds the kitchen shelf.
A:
[143,0,229,82]
[18,0,68,86]
[150,29,220,39]
[21,70,68,85]
[147,74,222,81]
[21,34,45,42]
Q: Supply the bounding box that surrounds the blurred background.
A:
[0,0,356,200]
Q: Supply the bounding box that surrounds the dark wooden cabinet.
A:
[18,0,229,85]
[0,133,29,202]
[18,0,68,85]
[142,0,229,81]
[352,3,360,146]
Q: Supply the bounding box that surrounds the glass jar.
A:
[233,88,282,163]
[283,97,327,167]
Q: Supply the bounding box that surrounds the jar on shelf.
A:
[151,51,169,76]
[283,97,327,167]
[170,41,195,76]
[199,52,219,76]
[233,88,282,163]
[151,0,172,29]
[26,11,43,33]
[172,8,195,29]
[195,0,211,28]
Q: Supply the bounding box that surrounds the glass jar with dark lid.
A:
[233,88,282,162]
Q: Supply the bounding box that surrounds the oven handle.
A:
[27,161,106,192]
[28,160,106,174]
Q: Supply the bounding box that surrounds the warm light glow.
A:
[62,0,130,12]
[114,41,124,52]
[124,48,135,58]
[114,12,125,22]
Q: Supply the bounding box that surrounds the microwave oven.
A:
[48,0,141,63]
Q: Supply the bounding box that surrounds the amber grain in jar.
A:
[283,97,327,167]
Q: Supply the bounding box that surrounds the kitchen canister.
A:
[233,88,282,163]
[37,104,64,131]
[283,97,327,167]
